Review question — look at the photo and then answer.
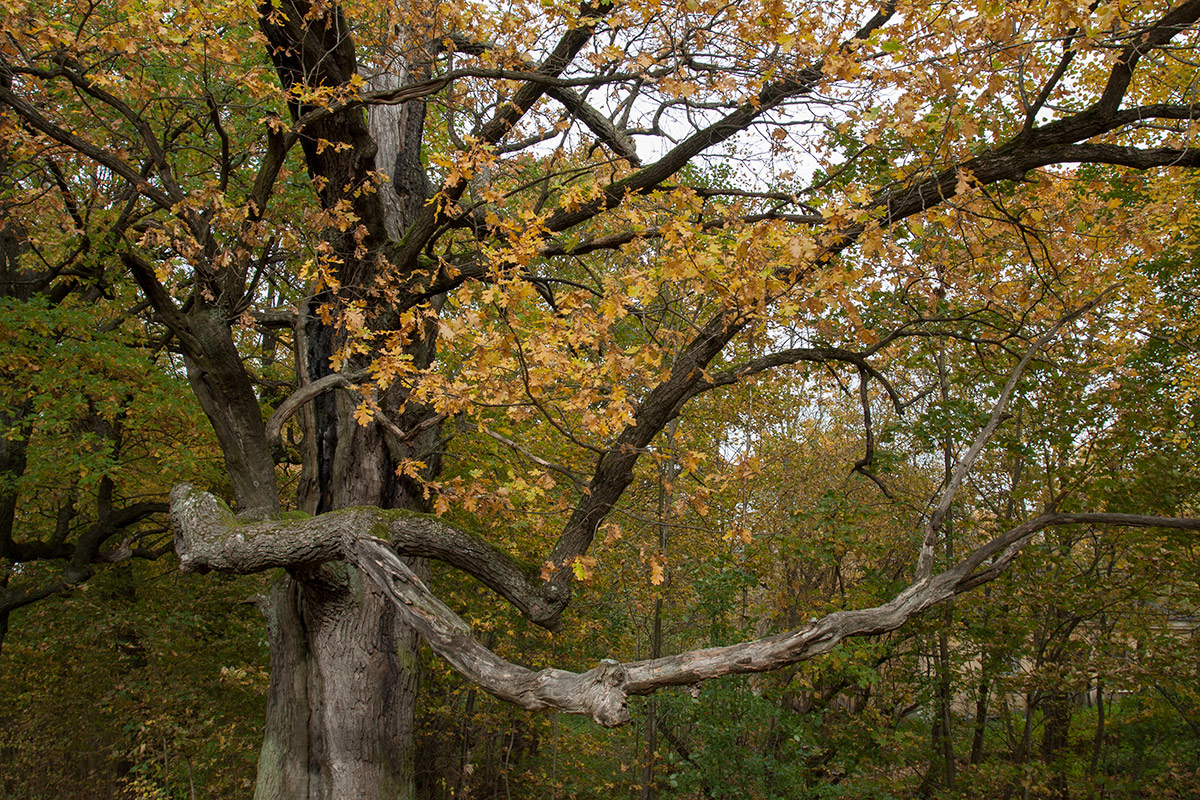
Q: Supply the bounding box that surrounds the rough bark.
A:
[181,308,281,519]
[250,340,429,800]
[171,483,1200,728]
[123,253,281,518]
[171,484,563,627]
[251,391,425,800]
[254,567,420,800]
[247,6,446,788]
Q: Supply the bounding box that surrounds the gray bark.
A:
[255,568,420,800]
[245,8,441,793]
[170,484,564,627]
[180,308,281,519]
[171,483,1200,729]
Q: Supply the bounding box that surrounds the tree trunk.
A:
[0,127,31,654]
[252,420,432,799]
[181,307,281,518]
[1041,689,1072,800]
[243,5,441,779]
[934,627,956,789]
[932,363,956,792]
[1088,678,1103,785]
[255,568,421,800]
[969,659,992,765]
[254,290,440,798]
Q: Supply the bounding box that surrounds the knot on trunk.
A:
[170,483,233,572]
[581,659,630,727]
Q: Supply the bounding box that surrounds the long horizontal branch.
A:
[169,484,567,629]
[685,345,903,412]
[537,209,823,258]
[349,511,1200,727]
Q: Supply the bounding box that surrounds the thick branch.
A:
[120,252,204,354]
[547,313,738,579]
[169,484,567,628]
[265,371,365,449]
[351,512,1200,727]
[6,501,166,564]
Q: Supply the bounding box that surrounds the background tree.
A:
[3,0,1200,797]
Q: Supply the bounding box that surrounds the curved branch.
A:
[265,371,360,449]
[169,484,567,629]
[349,511,1200,727]
[685,345,904,412]
[265,370,445,456]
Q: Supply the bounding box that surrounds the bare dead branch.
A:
[348,509,1200,727]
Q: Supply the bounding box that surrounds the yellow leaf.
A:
[680,450,706,474]
[649,553,666,586]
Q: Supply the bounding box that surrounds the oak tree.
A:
[4,0,1200,796]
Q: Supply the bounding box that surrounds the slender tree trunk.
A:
[0,400,32,655]
[970,658,992,765]
[1014,690,1037,800]
[932,352,956,791]
[643,449,672,800]
[0,133,31,654]
[642,596,662,800]
[1088,678,1104,791]
[1041,689,1072,800]
[935,612,956,789]
[0,407,28,562]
